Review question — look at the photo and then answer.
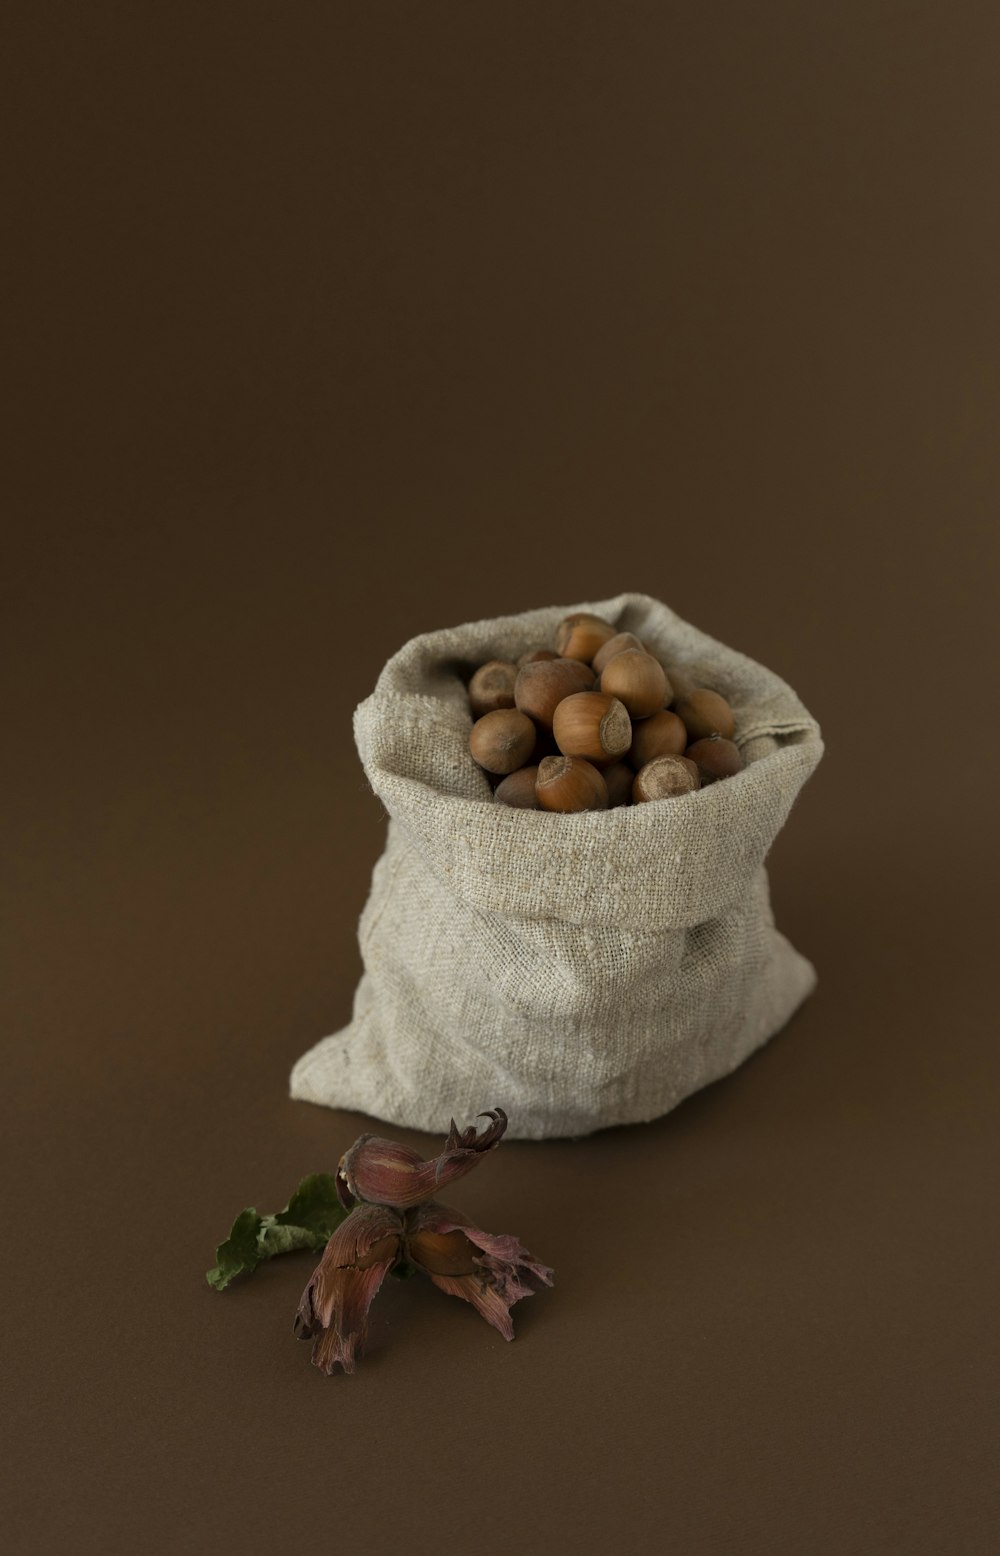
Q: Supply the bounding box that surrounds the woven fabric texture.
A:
[290,593,823,1139]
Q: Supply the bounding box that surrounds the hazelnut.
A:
[632,755,700,803]
[468,659,519,717]
[469,708,537,774]
[629,709,688,768]
[514,657,595,728]
[529,725,561,765]
[602,760,635,808]
[554,612,617,663]
[599,649,671,719]
[552,691,632,766]
[494,766,541,808]
[664,664,696,701]
[535,754,609,813]
[675,687,735,741]
[591,631,645,676]
[517,647,559,667]
[686,735,744,783]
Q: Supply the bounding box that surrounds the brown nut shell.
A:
[553,612,617,663]
[469,708,537,774]
[602,760,635,808]
[529,725,561,765]
[552,691,632,766]
[686,735,744,783]
[632,755,701,803]
[591,631,645,676]
[663,664,697,701]
[599,649,671,719]
[675,687,735,741]
[514,656,595,728]
[494,765,541,808]
[468,659,519,717]
[629,708,688,768]
[517,647,559,667]
[535,754,609,813]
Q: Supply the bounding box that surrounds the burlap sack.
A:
[290,592,823,1140]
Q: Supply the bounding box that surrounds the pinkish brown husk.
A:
[293,1203,403,1374]
[337,1109,508,1210]
[406,1200,554,1341]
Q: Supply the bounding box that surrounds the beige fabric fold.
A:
[291,593,823,1139]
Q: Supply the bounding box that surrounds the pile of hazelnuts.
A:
[466,611,744,812]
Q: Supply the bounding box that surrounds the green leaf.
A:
[258,1221,330,1259]
[273,1173,346,1238]
[206,1207,265,1291]
[206,1173,350,1291]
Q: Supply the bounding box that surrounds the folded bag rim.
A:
[352,592,823,930]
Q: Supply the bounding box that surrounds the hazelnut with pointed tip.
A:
[529,725,561,765]
[632,755,701,803]
[494,765,542,808]
[535,755,609,812]
[468,659,519,717]
[664,664,696,701]
[552,691,632,766]
[599,650,670,719]
[517,647,559,667]
[675,687,735,741]
[602,760,635,808]
[591,631,645,676]
[469,708,537,774]
[554,612,616,663]
[629,709,688,768]
[686,735,744,783]
[514,657,595,728]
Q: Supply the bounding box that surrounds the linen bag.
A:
[290,592,823,1140]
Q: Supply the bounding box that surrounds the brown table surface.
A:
[5,5,999,1552]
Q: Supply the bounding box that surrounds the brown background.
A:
[4,4,999,1552]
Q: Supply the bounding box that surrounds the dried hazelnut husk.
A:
[591,631,645,676]
[469,708,537,774]
[517,647,559,667]
[514,657,595,728]
[686,735,744,783]
[468,659,519,717]
[553,612,616,663]
[552,691,631,766]
[602,760,635,808]
[632,755,700,803]
[535,755,609,813]
[675,687,735,741]
[494,765,541,808]
[599,650,671,719]
[629,708,688,768]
